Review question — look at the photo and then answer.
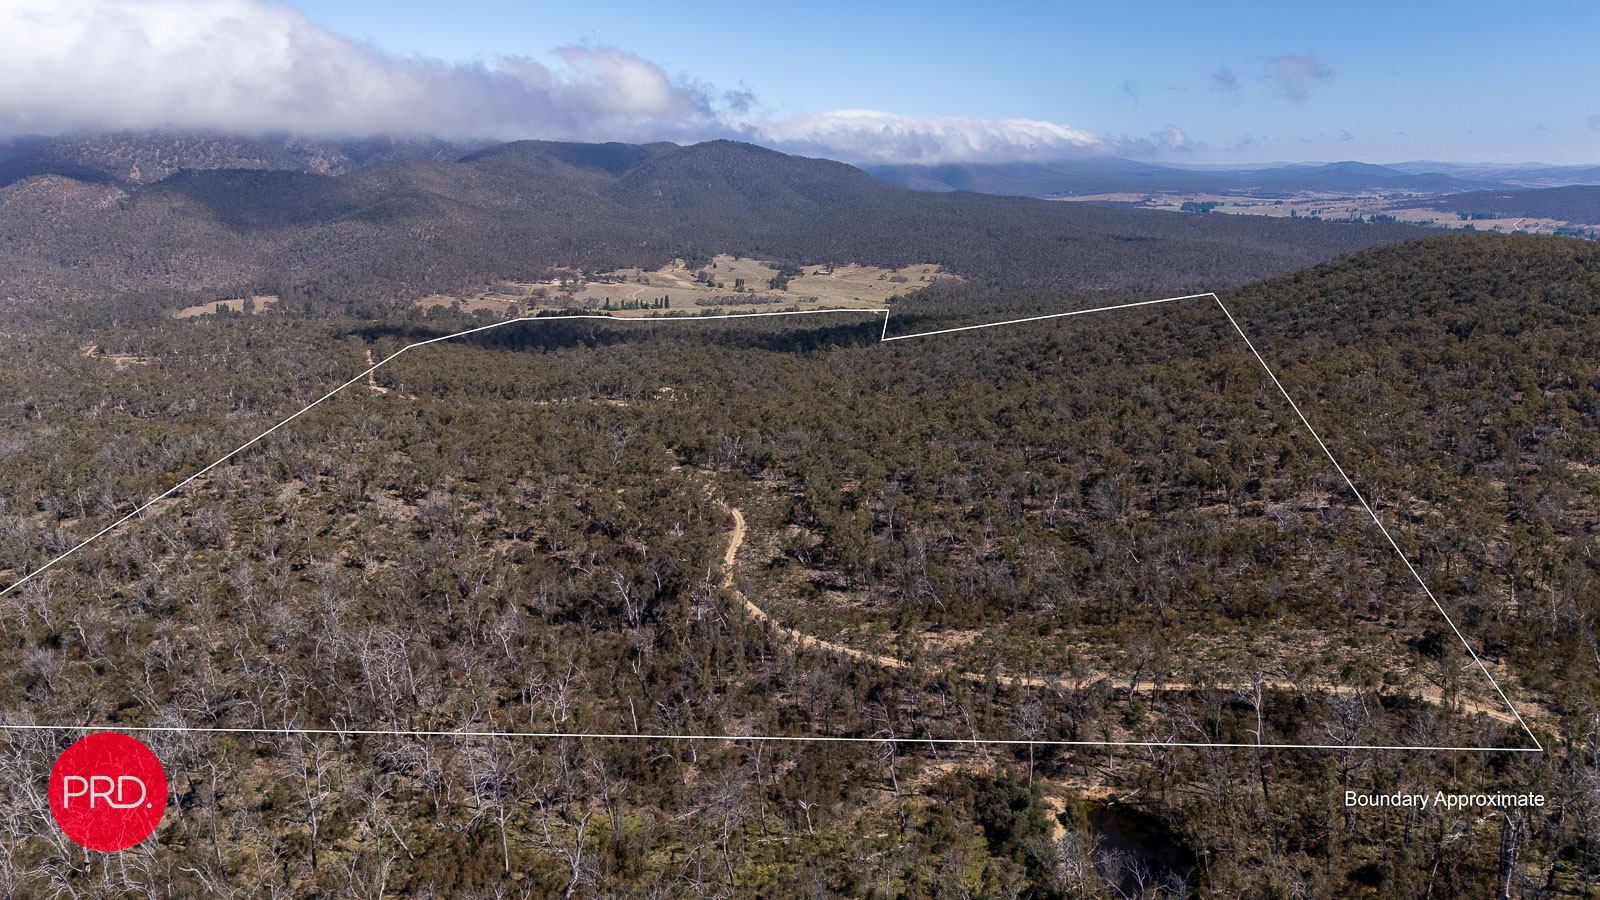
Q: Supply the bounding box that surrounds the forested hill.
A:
[1219,234,1600,723]
[1421,184,1600,229]
[1226,232,1600,355]
[0,134,1428,309]
[0,131,465,187]
[3,228,1600,894]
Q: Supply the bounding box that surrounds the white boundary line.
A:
[1208,294,1543,752]
[0,298,1541,752]
[0,722,1538,752]
[878,292,1212,341]
[0,308,883,599]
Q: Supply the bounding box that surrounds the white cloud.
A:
[1140,125,1193,154]
[0,0,720,140]
[754,110,1106,165]
[1268,53,1331,102]
[0,0,1151,166]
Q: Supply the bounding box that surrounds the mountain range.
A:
[864,157,1600,199]
[0,133,1427,309]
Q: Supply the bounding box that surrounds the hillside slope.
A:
[0,135,1429,307]
[1422,184,1600,226]
[0,233,1595,896]
[0,132,461,187]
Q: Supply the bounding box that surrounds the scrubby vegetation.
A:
[0,232,1597,896]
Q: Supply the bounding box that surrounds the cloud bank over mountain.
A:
[0,0,1142,165]
[752,111,1107,165]
[0,0,722,142]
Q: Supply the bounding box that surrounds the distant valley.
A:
[0,132,1426,309]
[867,158,1600,238]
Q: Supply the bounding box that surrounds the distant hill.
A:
[459,140,678,177]
[0,132,463,188]
[0,133,1430,308]
[1386,161,1600,189]
[1242,161,1485,194]
[1420,185,1600,227]
[867,157,1507,199]
[605,140,882,210]
[864,158,1237,197]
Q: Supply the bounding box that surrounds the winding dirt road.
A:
[719,504,1521,726]
[365,349,390,393]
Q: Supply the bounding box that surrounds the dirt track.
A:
[718,504,1521,727]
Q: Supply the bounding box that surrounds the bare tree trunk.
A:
[1498,812,1522,900]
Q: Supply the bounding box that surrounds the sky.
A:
[2,0,1596,165]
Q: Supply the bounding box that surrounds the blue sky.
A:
[283,0,1600,164]
[291,0,1600,164]
[3,1,1596,164]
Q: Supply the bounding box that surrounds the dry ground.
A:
[723,484,1535,732]
[172,295,280,318]
[416,255,958,317]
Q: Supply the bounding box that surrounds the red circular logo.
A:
[48,733,167,852]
